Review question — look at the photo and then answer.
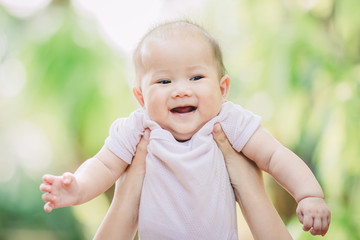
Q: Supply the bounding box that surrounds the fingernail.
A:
[45,204,51,212]
[213,123,221,133]
[64,177,70,184]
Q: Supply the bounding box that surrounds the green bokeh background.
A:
[0,0,359,239]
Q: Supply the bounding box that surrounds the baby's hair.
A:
[133,20,226,87]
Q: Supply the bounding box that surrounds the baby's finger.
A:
[62,172,74,185]
[310,226,325,236]
[309,217,322,235]
[44,202,54,212]
[42,174,55,184]
[314,217,322,232]
[296,209,304,224]
[302,215,313,232]
[42,192,56,203]
[320,215,330,236]
[39,183,51,193]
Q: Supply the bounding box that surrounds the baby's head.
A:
[133,21,226,87]
[132,20,230,141]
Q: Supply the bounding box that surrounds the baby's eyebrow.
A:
[153,69,170,74]
[148,69,171,78]
[186,65,210,72]
[151,74,170,80]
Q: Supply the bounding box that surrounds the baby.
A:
[40,21,330,239]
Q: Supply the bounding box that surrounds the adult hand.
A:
[93,129,150,240]
[212,123,293,240]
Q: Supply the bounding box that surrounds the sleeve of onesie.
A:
[220,102,262,152]
[104,109,145,164]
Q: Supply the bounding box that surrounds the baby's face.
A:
[134,34,229,141]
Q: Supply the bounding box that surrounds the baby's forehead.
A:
[136,25,214,64]
[143,24,210,47]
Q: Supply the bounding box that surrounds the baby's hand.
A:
[296,197,331,236]
[39,172,80,212]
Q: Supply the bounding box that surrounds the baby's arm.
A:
[40,147,128,212]
[242,125,330,236]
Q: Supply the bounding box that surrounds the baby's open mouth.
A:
[170,106,197,114]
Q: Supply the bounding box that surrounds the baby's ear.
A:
[133,87,145,107]
[219,75,230,100]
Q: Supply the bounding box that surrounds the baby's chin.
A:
[168,121,213,142]
[171,131,195,142]
[174,134,193,142]
[166,123,207,142]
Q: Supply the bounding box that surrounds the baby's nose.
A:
[171,82,192,98]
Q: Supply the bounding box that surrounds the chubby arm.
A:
[40,147,128,211]
[74,147,129,204]
[213,123,292,240]
[242,125,330,235]
[242,125,323,202]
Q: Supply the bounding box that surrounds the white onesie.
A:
[105,101,261,240]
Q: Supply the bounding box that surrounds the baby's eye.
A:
[190,75,204,81]
[157,80,171,84]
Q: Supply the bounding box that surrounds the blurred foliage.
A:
[0,0,359,239]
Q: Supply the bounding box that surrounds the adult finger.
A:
[212,122,259,171]
[113,129,150,200]
[130,129,150,172]
[212,123,237,159]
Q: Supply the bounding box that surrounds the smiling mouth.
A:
[170,106,197,114]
